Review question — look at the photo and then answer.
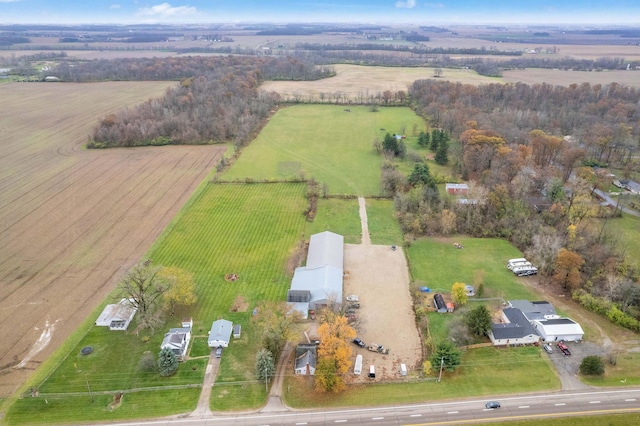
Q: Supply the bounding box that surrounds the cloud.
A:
[395,0,416,8]
[137,2,196,17]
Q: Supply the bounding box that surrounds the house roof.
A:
[306,231,343,270]
[445,183,469,190]
[492,308,539,340]
[95,298,137,327]
[508,300,556,320]
[208,319,233,345]
[295,345,317,370]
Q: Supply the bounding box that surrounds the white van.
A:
[400,363,407,376]
[368,365,375,378]
[354,354,362,375]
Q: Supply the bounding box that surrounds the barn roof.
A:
[306,231,343,270]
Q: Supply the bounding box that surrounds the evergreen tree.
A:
[430,129,441,152]
[429,341,461,372]
[255,349,275,381]
[435,139,449,165]
[382,132,398,154]
[418,131,431,147]
[158,347,178,377]
[408,163,433,187]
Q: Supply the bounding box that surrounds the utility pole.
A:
[265,366,268,392]
[437,357,444,383]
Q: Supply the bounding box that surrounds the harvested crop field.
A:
[0,82,225,397]
[503,68,640,88]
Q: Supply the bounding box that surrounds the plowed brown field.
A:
[0,82,225,397]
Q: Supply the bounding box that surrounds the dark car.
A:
[349,303,361,309]
[485,401,501,409]
[353,338,366,347]
[215,346,223,358]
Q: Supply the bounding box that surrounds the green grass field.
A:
[305,198,362,243]
[222,105,426,196]
[600,213,640,267]
[6,182,308,423]
[365,199,404,245]
[283,346,559,408]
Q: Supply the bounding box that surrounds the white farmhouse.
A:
[208,319,233,348]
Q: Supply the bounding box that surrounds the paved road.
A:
[100,387,640,426]
[594,189,640,218]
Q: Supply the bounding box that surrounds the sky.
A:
[0,0,639,26]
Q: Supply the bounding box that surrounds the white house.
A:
[208,319,233,348]
[532,318,584,342]
[161,327,191,360]
[287,231,344,317]
[95,298,137,331]
[489,308,540,346]
[294,344,317,375]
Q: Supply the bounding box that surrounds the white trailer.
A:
[354,354,362,375]
[512,265,538,276]
[508,261,532,270]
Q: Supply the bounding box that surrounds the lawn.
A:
[408,237,538,300]
[283,346,559,408]
[600,213,640,267]
[305,198,362,244]
[365,198,404,245]
[7,182,309,422]
[222,105,426,196]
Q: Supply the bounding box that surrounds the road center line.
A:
[590,401,601,404]
[519,405,530,408]
[625,399,637,402]
[447,411,459,414]
[335,421,347,423]
[372,417,384,420]
[410,414,422,417]
[555,403,566,406]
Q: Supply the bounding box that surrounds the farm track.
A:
[0,82,224,397]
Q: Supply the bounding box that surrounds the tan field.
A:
[0,82,225,397]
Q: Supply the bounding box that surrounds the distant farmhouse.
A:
[445,183,469,195]
[287,231,344,318]
[489,300,584,346]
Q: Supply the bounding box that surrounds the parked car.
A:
[345,308,356,314]
[346,295,359,302]
[215,346,223,358]
[485,401,501,409]
[557,341,571,356]
[349,303,361,309]
[543,344,553,354]
[353,338,366,348]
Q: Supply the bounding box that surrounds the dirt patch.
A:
[0,82,225,397]
[286,241,308,275]
[230,295,248,313]
[343,244,423,381]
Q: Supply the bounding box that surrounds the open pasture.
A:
[0,81,225,398]
[223,104,426,196]
[503,68,640,88]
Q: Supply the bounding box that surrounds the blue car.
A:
[485,401,501,409]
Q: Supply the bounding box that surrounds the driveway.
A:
[543,340,607,390]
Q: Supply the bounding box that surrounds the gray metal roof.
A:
[306,231,344,270]
[291,265,343,304]
[508,300,556,320]
[492,308,539,339]
[295,344,317,370]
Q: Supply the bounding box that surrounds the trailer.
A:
[354,354,363,375]
[368,343,390,354]
[512,265,538,276]
[507,261,532,271]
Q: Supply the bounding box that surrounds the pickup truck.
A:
[368,343,390,354]
[557,341,571,356]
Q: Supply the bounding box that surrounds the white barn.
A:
[532,318,584,342]
[287,231,344,317]
[208,319,233,348]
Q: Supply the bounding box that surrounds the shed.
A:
[207,319,233,348]
[445,183,469,195]
[95,298,137,331]
[433,293,447,313]
[233,324,242,339]
[465,285,475,296]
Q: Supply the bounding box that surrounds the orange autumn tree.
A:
[553,248,585,291]
[315,310,357,393]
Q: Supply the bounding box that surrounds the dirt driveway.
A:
[341,197,422,381]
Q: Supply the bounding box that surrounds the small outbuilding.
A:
[433,293,447,313]
[207,319,233,348]
[532,318,584,342]
[95,298,137,331]
[446,183,469,195]
[233,324,242,339]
